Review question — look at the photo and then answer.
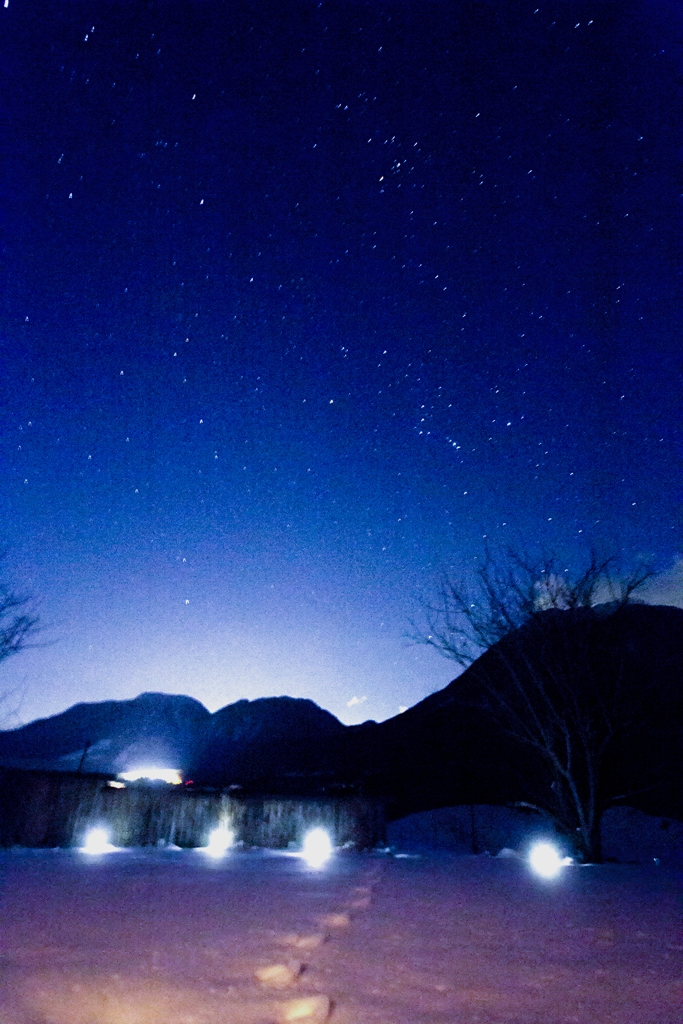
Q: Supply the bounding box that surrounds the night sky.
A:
[1,1,681,729]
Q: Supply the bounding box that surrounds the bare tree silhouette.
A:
[412,547,657,861]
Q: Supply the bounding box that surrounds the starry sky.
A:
[1,0,681,729]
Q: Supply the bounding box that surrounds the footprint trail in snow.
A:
[1,848,679,1023]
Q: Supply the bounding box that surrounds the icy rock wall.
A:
[0,767,385,849]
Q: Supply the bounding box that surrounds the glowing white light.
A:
[117,768,182,784]
[204,827,234,857]
[82,827,116,854]
[528,841,571,879]
[302,828,333,868]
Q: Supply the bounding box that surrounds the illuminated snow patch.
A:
[528,841,572,879]
[117,767,182,784]
[302,828,333,868]
[82,827,116,854]
[203,827,234,857]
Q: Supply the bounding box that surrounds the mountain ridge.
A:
[1,604,681,815]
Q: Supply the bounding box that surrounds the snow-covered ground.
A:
[0,823,680,1024]
[386,805,683,866]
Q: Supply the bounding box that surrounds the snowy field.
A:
[0,834,681,1024]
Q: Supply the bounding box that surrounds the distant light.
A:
[203,827,234,857]
[118,768,182,784]
[302,828,333,868]
[107,780,126,789]
[528,841,572,879]
[82,827,116,854]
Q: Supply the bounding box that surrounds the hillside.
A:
[368,602,683,819]
[0,692,211,774]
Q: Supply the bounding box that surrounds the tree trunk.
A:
[577,812,603,863]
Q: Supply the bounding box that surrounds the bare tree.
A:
[1,583,39,666]
[412,548,657,862]
[0,574,40,725]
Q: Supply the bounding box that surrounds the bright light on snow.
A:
[528,841,571,879]
[302,827,333,867]
[117,768,182,784]
[81,827,116,854]
[203,827,234,857]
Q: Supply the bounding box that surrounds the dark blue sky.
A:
[1,0,681,727]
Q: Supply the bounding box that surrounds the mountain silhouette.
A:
[1,604,681,817]
[363,602,683,818]
[189,696,346,788]
[0,692,211,774]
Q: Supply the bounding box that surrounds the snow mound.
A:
[387,804,683,863]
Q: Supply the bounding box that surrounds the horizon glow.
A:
[118,768,182,785]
